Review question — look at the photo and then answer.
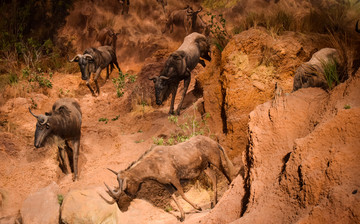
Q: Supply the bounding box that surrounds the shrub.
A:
[112,72,137,98]
[152,105,211,146]
[207,13,231,52]
[344,104,351,109]
[57,194,64,205]
[27,68,53,89]
[98,117,109,124]
[152,137,164,145]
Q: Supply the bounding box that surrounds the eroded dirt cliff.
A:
[186,72,360,224]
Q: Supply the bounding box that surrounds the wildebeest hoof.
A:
[179,216,184,222]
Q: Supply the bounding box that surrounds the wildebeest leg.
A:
[93,67,102,95]
[71,139,80,181]
[86,79,96,96]
[64,141,74,172]
[171,179,202,211]
[175,76,191,115]
[114,61,122,73]
[169,85,178,115]
[171,193,185,221]
[58,145,71,174]
[164,185,185,221]
[204,168,217,207]
[106,65,110,80]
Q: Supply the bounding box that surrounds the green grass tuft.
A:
[323,59,339,90]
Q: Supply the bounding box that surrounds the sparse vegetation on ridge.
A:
[153,104,212,146]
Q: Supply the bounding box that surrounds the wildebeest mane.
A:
[125,145,156,171]
[161,51,186,77]
[53,105,71,118]
[84,47,101,67]
[52,100,81,118]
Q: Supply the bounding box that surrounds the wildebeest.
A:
[96,27,120,50]
[103,135,236,222]
[162,5,194,34]
[68,46,122,96]
[119,0,130,14]
[149,32,211,115]
[189,7,210,36]
[293,48,341,91]
[29,98,82,181]
[356,20,360,33]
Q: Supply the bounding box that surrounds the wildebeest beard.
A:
[79,58,96,81]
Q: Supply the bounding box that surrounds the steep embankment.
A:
[186,73,360,223]
[196,28,331,164]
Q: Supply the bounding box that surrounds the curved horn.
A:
[148,76,157,81]
[68,54,82,62]
[356,20,360,33]
[195,7,202,13]
[107,168,118,175]
[40,116,49,125]
[104,182,122,199]
[28,107,38,119]
[120,177,126,191]
[186,5,194,15]
[159,76,170,80]
[83,54,93,60]
[98,192,116,205]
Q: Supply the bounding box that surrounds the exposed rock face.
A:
[60,187,178,224]
[191,73,360,223]
[20,182,60,224]
[197,28,330,161]
[60,187,121,224]
[184,175,244,224]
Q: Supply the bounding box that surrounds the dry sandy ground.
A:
[0,59,228,223]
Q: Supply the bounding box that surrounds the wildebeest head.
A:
[29,107,52,148]
[103,169,135,204]
[149,75,171,105]
[196,36,211,62]
[68,53,95,81]
[149,52,186,105]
